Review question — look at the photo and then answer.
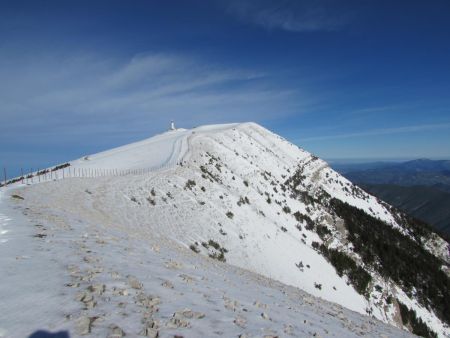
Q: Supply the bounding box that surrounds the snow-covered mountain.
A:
[1,122,448,338]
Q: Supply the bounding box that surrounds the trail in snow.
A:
[68,124,239,172]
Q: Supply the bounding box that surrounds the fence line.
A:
[1,161,180,188]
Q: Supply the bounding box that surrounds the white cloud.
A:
[298,122,450,142]
[0,51,302,144]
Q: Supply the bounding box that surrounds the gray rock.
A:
[128,276,143,289]
[75,316,91,335]
[161,280,174,289]
[261,312,270,320]
[108,325,126,338]
[141,327,158,338]
[176,308,205,319]
[234,315,247,328]
[88,283,106,295]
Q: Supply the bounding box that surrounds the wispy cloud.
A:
[0,51,302,146]
[225,0,354,32]
[299,122,450,142]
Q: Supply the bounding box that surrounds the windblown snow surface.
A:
[0,122,448,338]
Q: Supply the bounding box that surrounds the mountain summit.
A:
[2,122,449,337]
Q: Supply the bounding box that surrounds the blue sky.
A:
[1,0,450,176]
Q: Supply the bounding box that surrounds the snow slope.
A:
[1,122,448,337]
[0,186,413,338]
[69,124,238,171]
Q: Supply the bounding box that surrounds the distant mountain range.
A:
[332,159,450,235]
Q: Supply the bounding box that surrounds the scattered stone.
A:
[161,280,174,289]
[165,260,183,269]
[337,312,347,321]
[75,316,92,335]
[139,321,159,338]
[234,315,247,328]
[136,292,160,310]
[108,325,125,338]
[76,291,93,303]
[224,297,239,311]
[128,276,143,289]
[75,290,96,309]
[65,282,79,288]
[88,283,106,295]
[113,288,129,296]
[283,324,294,335]
[261,312,270,320]
[166,316,190,329]
[111,271,121,279]
[75,317,91,335]
[179,274,195,283]
[177,308,205,319]
[253,300,268,309]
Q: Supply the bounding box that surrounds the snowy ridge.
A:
[0,122,448,337]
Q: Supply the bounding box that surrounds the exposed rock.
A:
[76,291,93,303]
[261,312,270,320]
[253,300,268,309]
[141,327,158,338]
[161,280,174,289]
[283,324,294,335]
[75,316,90,335]
[108,325,125,338]
[128,276,143,289]
[177,308,205,319]
[113,288,129,296]
[166,316,190,329]
[75,316,97,335]
[234,315,247,328]
[165,260,183,269]
[179,274,195,283]
[224,297,239,311]
[136,292,160,310]
[88,283,106,295]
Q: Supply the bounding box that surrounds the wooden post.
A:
[30,168,33,184]
[21,168,24,184]
[3,167,6,186]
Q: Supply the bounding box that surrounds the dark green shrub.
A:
[330,198,450,324]
[398,301,437,338]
